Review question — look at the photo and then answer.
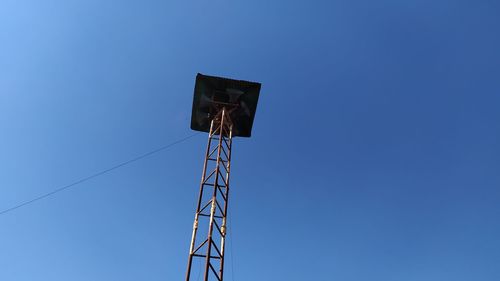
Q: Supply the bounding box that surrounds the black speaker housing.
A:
[190,73,261,137]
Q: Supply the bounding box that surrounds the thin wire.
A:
[229,204,236,281]
[196,257,202,281]
[0,133,199,216]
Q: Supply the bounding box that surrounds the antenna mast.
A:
[185,74,261,281]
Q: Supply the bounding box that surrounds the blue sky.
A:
[1,0,499,280]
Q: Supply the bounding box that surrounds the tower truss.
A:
[186,108,233,281]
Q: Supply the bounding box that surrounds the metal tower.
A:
[185,74,261,281]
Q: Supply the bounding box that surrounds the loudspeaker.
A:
[191,73,261,138]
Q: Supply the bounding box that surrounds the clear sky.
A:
[1,0,499,280]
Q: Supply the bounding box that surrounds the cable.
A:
[0,133,199,216]
[229,204,236,281]
[196,258,202,281]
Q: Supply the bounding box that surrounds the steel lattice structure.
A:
[186,108,233,281]
[185,73,260,281]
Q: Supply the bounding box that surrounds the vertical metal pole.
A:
[186,108,233,281]
[185,120,214,281]
[219,123,233,280]
[203,108,225,280]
